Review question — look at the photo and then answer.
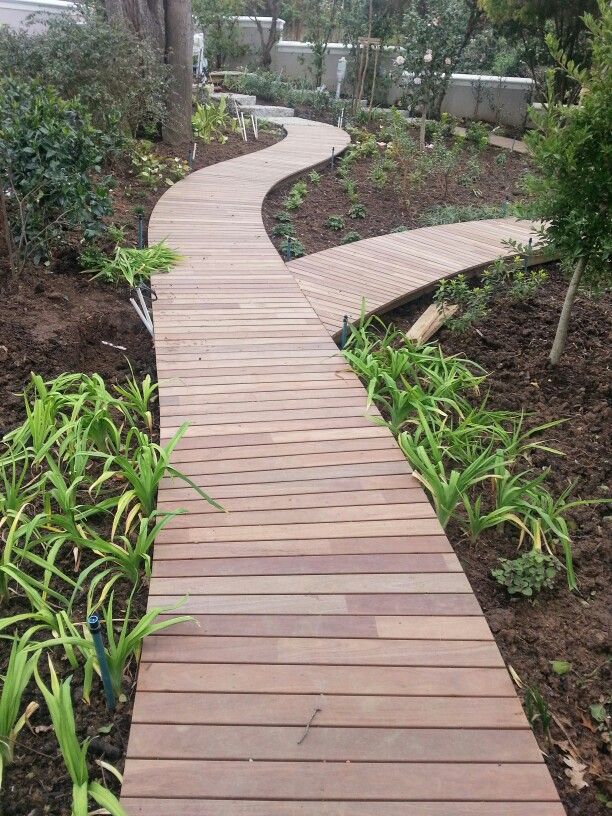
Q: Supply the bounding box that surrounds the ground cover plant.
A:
[384,264,611,814]
[263,110,530,256]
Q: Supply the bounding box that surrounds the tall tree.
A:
[105,0,193,144]
[247,0,284,68]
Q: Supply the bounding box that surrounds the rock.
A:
[602,515,612,526]
[0,345,7,362]
[47,291,69,305]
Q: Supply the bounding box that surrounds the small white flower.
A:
[413,76,422,85]
[432,17,440,26]
[395,55,405,66]
[424,49,433,63]
[445,57,451,66]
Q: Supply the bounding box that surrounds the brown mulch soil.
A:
[386,265,612,815]
[0,127,283,816]
[263,127,530,257]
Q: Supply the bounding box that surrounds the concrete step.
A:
[240,103,295,118]
[211,91,257,107]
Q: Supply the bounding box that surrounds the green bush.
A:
[464,120,490,151]
[0,77,112,273]
[492,551,558,597]
[0,11,168,136]
[325,216,345,231]
[341,231,362,244]
[420,203,509,226]
[349,203,367,220]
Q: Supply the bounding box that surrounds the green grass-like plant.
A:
[84,242,181,286]
[0,632,39,787]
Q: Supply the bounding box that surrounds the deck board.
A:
[121,117,562,814]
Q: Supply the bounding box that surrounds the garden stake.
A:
[137,214,144,249]
[340,315,349,349]
[524,237,533,272]
[87,614,115,711]
[251,114,258,140]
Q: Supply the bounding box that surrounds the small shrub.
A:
[341,231,362,244]
[425,112,457,141]
[280,236,305,258]
[464,120,490,151]
[325,216,345,231]
[458,154,483,187]
[391,225,409,233]
[508,268,549,300]
[273,220,295,238]
[492,550,558,597]
[349,203,367,220]
[308,170,321,184]
[284,181,308,210]
[369,164,388,189]
[495,151,508,167]
[274,211,293,223]
[192,98,237,143]
[339,177,360,203]
[131,141,188,189]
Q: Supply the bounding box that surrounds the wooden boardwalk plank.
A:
[120,117,561,813]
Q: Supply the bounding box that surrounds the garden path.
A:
[287,217,537,337]
[120,117,563,815]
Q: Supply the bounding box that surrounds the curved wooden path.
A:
[121,118,563,815]
[287,217,536,337]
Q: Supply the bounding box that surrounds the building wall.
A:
[0,0,74,31]
[225,17,534,128]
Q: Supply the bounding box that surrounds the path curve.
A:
[287,217,536,337]
[121,118,563,815]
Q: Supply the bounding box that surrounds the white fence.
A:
[0,0,74,31]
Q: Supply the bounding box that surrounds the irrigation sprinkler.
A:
[331,147,335,169]
[137,213,144,249]
[340,315,349,349]
[87,614,115,711]
[524,237,533,272]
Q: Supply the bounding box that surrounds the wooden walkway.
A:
[121,118,563,814]
[287,218,536,337]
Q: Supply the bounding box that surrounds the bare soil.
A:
[263,128,530,256]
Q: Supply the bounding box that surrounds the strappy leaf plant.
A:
[0,631,39,788]
[35,658,127,816]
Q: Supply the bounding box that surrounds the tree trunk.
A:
[549,256,587,366]
[105,0,166,53]
[162,0,194,145]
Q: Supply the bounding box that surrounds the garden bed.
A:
[262,120,530,257]
[384,265,611,815]
[1,127,282,816]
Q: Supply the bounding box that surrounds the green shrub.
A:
[0,77,112,274]
[349,203,367,220]
[325,216,345,231]
[464,120,490,151]
[280,236,305,258]
[283,181,308,210]
[308,170,322,185]
[273,220,296,238]
[492,550,558,597]
[0,10,168,136]
[341,231,362,244]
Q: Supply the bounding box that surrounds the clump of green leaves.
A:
[280,236,305,258]
[308,170,321,184]
[130,140,188,189]
[0,633,39,786]
[492,550,559,597]
[192,97,237,143]
[0,77,113,275]
[35,658,127,816]
[284,181,308,210]
[325,215,345,231]
[82,242,181,286]
[349,203,367,220]
[273,220,296,238]
[341,231,362,244]
[524,685,552,738]
[464,120,490,151]
[420,203,508,227]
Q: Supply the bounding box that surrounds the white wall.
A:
[223,16,534,129]
[0,0,74,31]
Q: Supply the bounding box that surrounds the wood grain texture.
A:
[120,117,561,812]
